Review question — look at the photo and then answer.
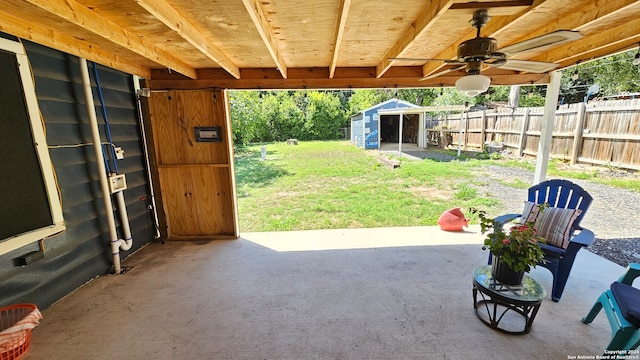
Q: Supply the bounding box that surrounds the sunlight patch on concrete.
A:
[242,225,484,252]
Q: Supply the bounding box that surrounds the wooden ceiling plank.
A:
[0,9,151,78]
[135,0,241,79]
[329,0,352,78]
[533,17,640,66]
[496,0,639,58]
[375,0,455,78]
[22,0,197,79]
[241,0,288,79]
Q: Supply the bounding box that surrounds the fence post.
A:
[480,110,486,149]
[464,110,469,150]
[570,102,587,165]
[518,108,531,157]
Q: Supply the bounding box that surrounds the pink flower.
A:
[502,239,510,245]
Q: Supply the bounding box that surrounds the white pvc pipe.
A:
[79,58,130,274]
[115,191,133,252]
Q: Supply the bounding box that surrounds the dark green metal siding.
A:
[0,39,155,309]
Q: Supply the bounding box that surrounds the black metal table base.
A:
[472,281,543,335]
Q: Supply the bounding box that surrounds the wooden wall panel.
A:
[149,92,187,165]
[158,166,234,238]
[151,90,229,165]
[191,167,234,235]
[148,88,237,240]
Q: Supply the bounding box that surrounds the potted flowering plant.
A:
[471,208,546,285]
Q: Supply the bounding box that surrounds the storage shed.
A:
[350,99,423,150]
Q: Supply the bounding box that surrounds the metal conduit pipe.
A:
[79,58,132,274]
[132,76,161,239]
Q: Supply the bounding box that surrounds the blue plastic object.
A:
[489,179,595,302]
[582,263,640,354]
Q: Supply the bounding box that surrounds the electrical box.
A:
[194,126,222,142]
[109,174,127,193]
[115,146,124,159]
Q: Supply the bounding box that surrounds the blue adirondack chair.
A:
[582,263,640,354]
[491,179,595,302]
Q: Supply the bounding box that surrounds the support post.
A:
[534,71,562,184]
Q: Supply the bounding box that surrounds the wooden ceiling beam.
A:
[148,67,549,90]
[449,1,533,15]
[135,0,241,79]
[375,0,454,79]
[241,0,288,79]
[22,0,196,79]
[329,0,352,78]
[0,10,151,78]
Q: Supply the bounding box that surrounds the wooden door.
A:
[147,89,238,240]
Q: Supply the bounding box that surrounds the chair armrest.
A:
[617,263,640,285]
[571,228,595,247]
[493,213,521,226]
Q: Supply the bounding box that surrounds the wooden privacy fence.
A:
[426,99,640,171]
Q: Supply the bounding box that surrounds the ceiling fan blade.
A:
[420,65,467,81]
[389,57,462,63]
[497,30,583,56]
[493,59,559,73]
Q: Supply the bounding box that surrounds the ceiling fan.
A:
[390,9,583,95]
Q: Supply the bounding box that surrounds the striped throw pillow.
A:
[534,207,582,249]
[519,201,541,224]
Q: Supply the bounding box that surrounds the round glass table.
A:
[472,265,546,334]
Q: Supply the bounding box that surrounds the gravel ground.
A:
[393,149,640,266]
[471,163,640,267]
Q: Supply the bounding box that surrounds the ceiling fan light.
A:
[455,74,490,97]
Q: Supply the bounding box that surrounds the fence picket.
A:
[425,99,640,170]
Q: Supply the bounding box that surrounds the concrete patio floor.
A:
[24,225,624,360]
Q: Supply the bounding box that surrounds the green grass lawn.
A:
[235,141,640,232]
[235,141,499,232]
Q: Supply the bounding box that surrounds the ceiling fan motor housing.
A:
[457,37,498,62]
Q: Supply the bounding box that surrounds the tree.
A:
[397,88,438,106]
[261,92,306,141]
[229,91,262,146]
[305,91,346,140]
[560,49,640,104]
[346,89,388,115]
[433,88,471,106]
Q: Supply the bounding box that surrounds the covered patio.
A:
[25,225,621,359]
[1,2,638,358]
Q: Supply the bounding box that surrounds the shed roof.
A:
[355,98,421,117]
